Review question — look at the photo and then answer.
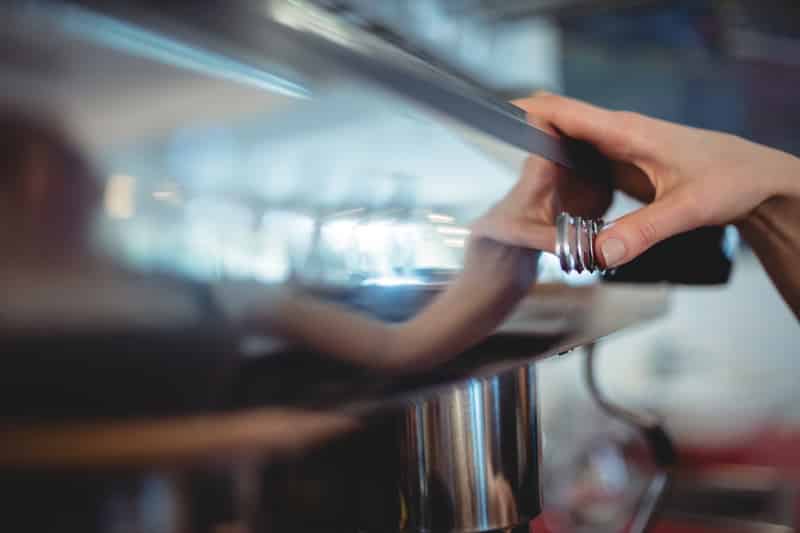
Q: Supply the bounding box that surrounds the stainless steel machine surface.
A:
[400,366,540,533]
[0,285,667,533]
[0,2,672,533]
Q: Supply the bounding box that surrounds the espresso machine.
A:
[0,1,739,532]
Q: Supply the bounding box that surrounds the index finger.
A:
[514,93,643,161]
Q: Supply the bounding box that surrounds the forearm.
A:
[392,245,537,371]
[737,193,800,320]
[252,281,527,374]
[245,241,538,373]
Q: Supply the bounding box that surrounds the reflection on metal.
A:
[151,182,183,206]
[435,226,470,237]
[443,0,660,20]
[400,365,541,533]
[49,3,311,98]
[443,238,466,248]
[630,472,670,533]
[306,0,563,93]
[661,466,796,532]
[0,467,256,533]
[40,0,599,171]
[104,174,136,220]
[297,207,465,291]
[427,213,456,224]
[0,3,681,533]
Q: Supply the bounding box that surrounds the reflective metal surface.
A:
[0,4,679,532]
[0,467,260,533]
[296,207,465,294]
[661,466,796,532]
[555,212,604,274]
[11,0,608,174]
[0,0,669,426]
[400,365,541,533]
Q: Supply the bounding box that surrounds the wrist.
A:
[736,190,800,243]
[735,147,800,230]
[770,149,800,200]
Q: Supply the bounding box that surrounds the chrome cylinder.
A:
[399,365,541,533]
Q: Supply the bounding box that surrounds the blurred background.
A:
[2,1,800,532]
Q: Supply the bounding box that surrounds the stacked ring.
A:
[554,213,605,274]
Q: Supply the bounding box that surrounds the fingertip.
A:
[512,97,560,134]
[596,234,628,269]
[512,90,559,110]
[510,98,534,114]
[593,220,629,269]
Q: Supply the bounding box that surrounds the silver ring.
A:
[554,212,605,274]
[584,218,594,272]
[587,219,596,271]
[555,213,571,272]
[574,216,585,274]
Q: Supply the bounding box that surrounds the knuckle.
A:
[680,192,706,227]
[613,111,648,158]
[670,186,709,229]
[636,219,660,249]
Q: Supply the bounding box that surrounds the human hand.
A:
[511,92,800,268]
[470,128,612,256]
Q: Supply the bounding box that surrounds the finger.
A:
[511,98,559,136]
[471,216,557,253]
[595,193,701,268]
[515,93,648,161]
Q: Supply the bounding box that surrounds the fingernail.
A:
[601,238,626,267]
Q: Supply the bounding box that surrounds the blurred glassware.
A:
[545,439,644,533]
[297,205,466,291]
[89,77,525,293]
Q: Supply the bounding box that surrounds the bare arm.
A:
[737,193,800,319]
[476,92,800,319]
[257,239,537,373]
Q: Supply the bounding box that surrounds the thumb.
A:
[595,194,701,268]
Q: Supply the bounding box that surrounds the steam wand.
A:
[583,342,677,533]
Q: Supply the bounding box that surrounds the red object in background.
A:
[680,428,800,474]
[530,514,552,533]
[532,428,800,533]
